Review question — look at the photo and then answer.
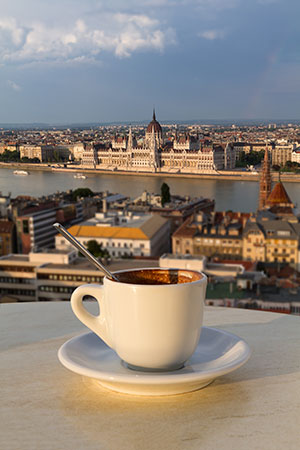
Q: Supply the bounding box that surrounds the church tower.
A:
[258,147,272,210]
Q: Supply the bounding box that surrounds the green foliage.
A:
[71,187,94,201]
[281,161,300,173]
[53,149,61,162]
[161,182,171,206]
[272,164,280,171]
[0,150,39,163]
[21,156,40,163]
[86,240,110,259]
[235,150,265,168]
[0,150,20,162]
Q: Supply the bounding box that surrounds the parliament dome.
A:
[146,109,162,134]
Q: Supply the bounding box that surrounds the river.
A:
[1,168,300,212]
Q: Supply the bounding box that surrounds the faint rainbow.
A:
[243,45,281,119]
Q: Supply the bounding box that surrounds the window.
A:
[23,220,29,234]
[278,230,290,237]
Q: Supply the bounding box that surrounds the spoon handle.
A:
[53,222,118,281]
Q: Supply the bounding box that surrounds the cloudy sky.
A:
[1,0,300,123]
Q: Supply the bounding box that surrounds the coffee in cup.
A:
[70,268,207,371]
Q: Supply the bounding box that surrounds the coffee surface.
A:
[114,269,202,285]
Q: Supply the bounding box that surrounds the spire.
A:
[127,126,133,150]
[258,147,272,210]
[153,108,156,121]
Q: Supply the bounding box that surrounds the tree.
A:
[161,182,171,206]
[0,150,20,162]
[53,150,61,162]
[272,165,280,171]
[71,188,94,201]
[86,240,110,259]
[235,150,264,168]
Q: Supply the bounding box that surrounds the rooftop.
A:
[266,182,293,206]
[67,215,168,240]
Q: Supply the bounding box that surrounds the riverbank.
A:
[1,162,300,182]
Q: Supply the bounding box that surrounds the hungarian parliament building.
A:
[81,111,236,173]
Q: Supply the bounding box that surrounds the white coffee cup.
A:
[70,268,207,371]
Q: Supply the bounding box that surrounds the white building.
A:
[271,141,295,166]
[70,142,85,161]
[291,147,300,164]
[82,110,236,174]
[56,211,171,257]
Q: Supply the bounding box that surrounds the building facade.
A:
[81,111,236,174]
[16,202,83,253]
[19,145,54,162]
[291,147,300,164]
[56,211,171,258]
[172,211,250,260]
[271,142,294,167]
[0,250,103,302]
[0,220,16,256]
[243,219,299,267]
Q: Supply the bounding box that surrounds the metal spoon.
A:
[53,222,119,281]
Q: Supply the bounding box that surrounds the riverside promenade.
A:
[2,161,300,182]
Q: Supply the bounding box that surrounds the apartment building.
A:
[243,219,299,267]
[271,143,294,166]
[16,202,83,253]
[232,143,272,159]
[19,145,54,162]
[291,147,300,164]
[172,211,250,260]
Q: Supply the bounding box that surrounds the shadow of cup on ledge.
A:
[59,311,300,448]
[60,373,250,449]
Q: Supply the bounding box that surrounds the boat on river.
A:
[13,170,29,176]
[73,173,87,179]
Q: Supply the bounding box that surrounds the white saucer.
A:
[58,327,251,396]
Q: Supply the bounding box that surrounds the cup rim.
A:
[105,267,207,288]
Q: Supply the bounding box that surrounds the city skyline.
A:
[1,1,300,123]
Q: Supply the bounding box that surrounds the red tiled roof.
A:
[172,216,196,238]
[266,182,292,205]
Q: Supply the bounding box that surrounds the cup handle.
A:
[70,284,113,348]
